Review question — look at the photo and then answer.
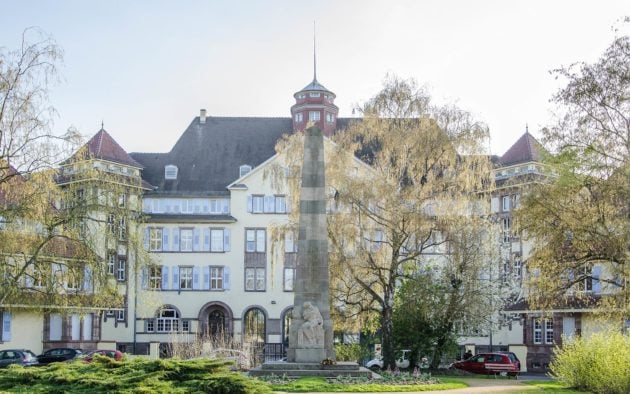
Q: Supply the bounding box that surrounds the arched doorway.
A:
[282,307,293,346]
[198,301,233,338]
[243,307,266,344]
[208,309,226,338]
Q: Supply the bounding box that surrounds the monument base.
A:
[294,348,326,363]
[249,361,373,379]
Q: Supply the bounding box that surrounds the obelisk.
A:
[287,126,334,362]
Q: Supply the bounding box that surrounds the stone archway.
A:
[198,301,234,339]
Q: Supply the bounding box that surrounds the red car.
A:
[80,350,123,362]
[451,353,520,377]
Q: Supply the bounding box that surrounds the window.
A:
[149,266,162,289]
[502,217,511,243]
[118,217,126,240]
[545,319,554,344]
[210,229,224,252]
[157,308,180,332]
[252,195,264,213]
[533,318,553,344]
[294,112,303,122]
[284,267,295,291]
[239,165,252,177]
[309,111,320,121]
[210,266,224,290]
[533,319,542,344]
[512,194,520,209]
[164,165,178,180]
[325,112,334,123]
[66,267,80,290]
[275,195,286,213]
[285,231,296,253]
[246,229,265,253]
[117,309,125,321]
[146,320,154,332]
[502,195,510,211]
[117,258,126,281]
[180,229,193,251]
[308,92,321,98]
[244,308,266,343]
[182,320,190,332]
[107,214,115,234]
[514,257,522,279]
[179,267,193,290]
[245,267,266,291]
[107,252,116,275]
[118,194,126,208]
[149,228,163,251]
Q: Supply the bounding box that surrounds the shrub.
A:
[550,330,630,394]
[0,356,271,393]
[334,343,366,362]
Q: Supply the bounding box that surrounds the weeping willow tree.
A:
[0,29,150,314]
[518,31,630,318]
[270,75,496,369]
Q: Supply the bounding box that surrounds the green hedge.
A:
[550,330,630,394]
[0,356,271,393]
[334,343,366,362]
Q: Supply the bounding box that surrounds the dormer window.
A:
[297,93,306,99]
[294,113,303,123]
[309,92,321,98]
[240,165,252,177]
[164,165,178,180]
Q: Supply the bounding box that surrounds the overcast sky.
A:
[2,0,628,156]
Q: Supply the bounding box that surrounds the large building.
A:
[1,74,619,371]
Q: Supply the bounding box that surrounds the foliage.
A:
[0,29,152,313]
[334,343,367,362]
[265,375,467,392]
[0,355,271,393]
[519,31,629,314]
[270,75,496,370]
[550,330,630,394]
[521,380,593,393]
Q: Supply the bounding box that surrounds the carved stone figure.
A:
[297,302,324,347]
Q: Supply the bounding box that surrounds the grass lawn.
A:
[269,376,467,392]
[513,381,591,393]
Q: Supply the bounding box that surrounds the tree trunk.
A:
[431,323,452,369]
[381,290,395,370]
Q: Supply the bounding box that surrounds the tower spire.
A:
[313,21,317,82]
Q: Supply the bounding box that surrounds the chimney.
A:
[200,109,207,124]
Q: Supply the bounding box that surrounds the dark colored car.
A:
[0,349,39,368]
[451,352,519,376]
[80,349,123,362]
[37,348,82,365]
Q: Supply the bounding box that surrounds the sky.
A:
[1,0,629,156]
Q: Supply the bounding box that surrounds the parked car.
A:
[0,349,39,368]
[497,351,521,371]
[79,349,123,363]
[365,349,428,371]
[36,348,83,365]
[451,352,519,376]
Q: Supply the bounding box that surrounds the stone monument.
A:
[287,125,334,363]
[250,126,369,378]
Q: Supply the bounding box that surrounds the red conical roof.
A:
[83,128,142,168]
[500,131,545,166]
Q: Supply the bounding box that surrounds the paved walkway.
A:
[274,377,546,394]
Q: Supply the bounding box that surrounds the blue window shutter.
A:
[203,266,210,290]
[2,312,11,341]
[286,197,291,213]
[223,267,230,290]
[83,265,93,293]
[222,200,229,214]
[141,267,148,289]
[162,266,170,290]
[203,228,210,251]
[224,229,231,252]
[172,229,180,251]
[172,268,179,290]
[592,265,602,294]
[162,228,170,252]
[247,196,253,213]
[264,196,272,213]
[193,228,201,251]
[143,228,150,250]
[193,266,200,290]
